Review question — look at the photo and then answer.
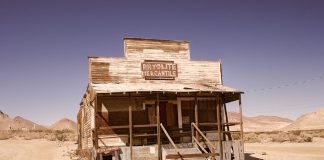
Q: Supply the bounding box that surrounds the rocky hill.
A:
[227,112,293,132]
[0,110,46,130]
[284,108,324,130]
[50,118,77,131]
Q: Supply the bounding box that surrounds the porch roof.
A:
[90,83,242,94]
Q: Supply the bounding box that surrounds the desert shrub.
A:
[290,130,301,136]
[231,132,241,140]
[269,132,289,142]
[244,132,260,143]
[0,131,12,140]
[287,133,298,142]
[298,132,312,142]
[55,131,67,141]
[258,133,272,143]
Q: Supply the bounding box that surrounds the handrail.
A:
[160,123,184,160]
[160,123,178,149]
[192,136,208,153]
[191,122,216,151]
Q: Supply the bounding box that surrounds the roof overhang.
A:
[90,83,242,94]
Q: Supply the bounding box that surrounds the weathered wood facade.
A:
[77,38,244,160]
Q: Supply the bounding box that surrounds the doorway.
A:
[159,101,178,127]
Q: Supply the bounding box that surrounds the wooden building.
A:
[77,38,244,160]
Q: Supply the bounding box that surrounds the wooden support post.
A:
[177,99,183,142]
[91,94,99,159]
[217,96,223,160]
[156,93,161,160]
[94,95,99,149]
[129,93,133,160]
[239,94,244,156]
[194,94,199,143]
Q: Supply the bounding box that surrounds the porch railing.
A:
[191,122,217,159]
[160,123,184,160]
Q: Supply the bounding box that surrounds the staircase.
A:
[162,144,207,160]
[160,123,219,160]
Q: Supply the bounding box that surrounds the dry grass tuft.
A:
[0,129,77,142]
[244,129,324,143]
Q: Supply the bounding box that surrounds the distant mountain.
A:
[227,112,293,132]
[283,108,324,130]
[0,110,46,130]
[50,118,77,131]
[0,110,9,120]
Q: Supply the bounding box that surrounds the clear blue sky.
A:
[0,0,323,125]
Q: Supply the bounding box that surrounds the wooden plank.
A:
[192,136,208,153]
[177,99,183,136]
[156,93,161,160]
[166,153,219,159]
[129,93,133,160]
[223,141,232,160]
[160,123,178,149]
[216,96,223,160]
[191,123,215,150]
[133,124,157,128]
[100,125,129,129]
[88,57,222,85]
[239,95,244,160]
[233,141,241,160]
[94,95,98,149]
[194,94,199,143]
[98,135,129,139]
[133,133,157,137]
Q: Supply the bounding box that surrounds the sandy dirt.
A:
[0,139,77,160]
[1,139,324,160]
[245,142,324,160]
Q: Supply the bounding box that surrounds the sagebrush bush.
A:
[0,129,77,142]
[243,129,324,143]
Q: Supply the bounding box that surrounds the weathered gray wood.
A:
[191,123,215,152]
[222,141,232,160]
[233,141,244,160]
[89,57,221,85]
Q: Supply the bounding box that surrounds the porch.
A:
[92,90,244,160]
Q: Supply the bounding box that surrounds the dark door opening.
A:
[102,155,113,160]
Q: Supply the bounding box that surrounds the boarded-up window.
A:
[181,101,195,125]
[108,111,129,126]
[198,100,217,123]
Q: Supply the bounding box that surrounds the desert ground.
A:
[0,139,77,160]
[1,139,324,160]
[1,109,324,159]
[245,142,324,160]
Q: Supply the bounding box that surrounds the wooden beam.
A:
[166,153,219,159]
[129,93,133,160]
[160,123,178,149]
[194,94,199,143]
[191,123,215,151]
[217,96,223,160]
[94,95,99,149]
[156,93,161,160]
[239,94,244,154]
[177,99,182,130]
[192,136,208,153]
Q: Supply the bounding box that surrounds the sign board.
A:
[141,60,178,80]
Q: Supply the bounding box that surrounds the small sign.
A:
[141,60,178,80]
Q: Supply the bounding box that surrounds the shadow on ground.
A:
[245,153,264,160]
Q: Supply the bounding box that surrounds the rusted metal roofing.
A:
[90,83,242,94]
